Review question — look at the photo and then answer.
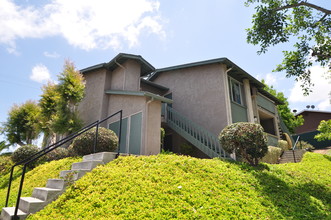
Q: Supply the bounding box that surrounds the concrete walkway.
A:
[312,146,331,155]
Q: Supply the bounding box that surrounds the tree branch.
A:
[274,1,331,15]
[312,51,331,59]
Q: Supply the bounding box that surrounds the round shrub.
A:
[44,147,69,162]
[11,145,40,168]
[71,127,118,156]
[219,122,268,166]
[277,140,289,151]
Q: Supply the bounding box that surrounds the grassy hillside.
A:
[0,156,81,209]
[29,153,331,220]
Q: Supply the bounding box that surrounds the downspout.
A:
[243,79,254,123]
[224,67,236,160]
[144,97,154,155]
[224,67,233,125]
[115,59,126,90]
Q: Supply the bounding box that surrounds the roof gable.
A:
[81,53,155,76]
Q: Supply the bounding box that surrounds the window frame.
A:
[229,77,244,106]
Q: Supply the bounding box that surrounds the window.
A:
[229,78,243,105]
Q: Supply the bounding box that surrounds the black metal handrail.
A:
[292,136,300,163]
[5,110,122,219]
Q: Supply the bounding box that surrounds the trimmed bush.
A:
[44,147,69,162]
[11,145,40,168]
[70,127,118,156]
[260,146,282,164]
[277,140,288,151]
[0,155,14,175]
[219,122,268,166]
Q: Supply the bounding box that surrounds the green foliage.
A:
[70,127,118,156]
[29,153,331,219]
[11,145,40,168]
[39,82,60,147]
[50,61,85,134]
[160,127,165,146]
[1,101,41,146]
[260,146,283,164]
[262,80,304,133]
[246,0,331,94]
[0,141,10,153]
[277,139,289,151]
[0,157,81,209]
[40,60,85,138]
[315,119,331,141]
[0,155,14,176]
[219,122,268,166]
[44,147,70,162]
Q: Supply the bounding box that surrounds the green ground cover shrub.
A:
[0,157,81,210]
[70,127,118,156]
[30,153,331,220]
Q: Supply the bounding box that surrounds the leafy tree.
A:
[262,80,304,133]
[1,101,41,146]
[39,82,61,147]
[48,60,85,135]
[246,0,331,94]
[314,119,331,141]
[0,140,10,152]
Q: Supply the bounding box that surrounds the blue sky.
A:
[1,0,330,147]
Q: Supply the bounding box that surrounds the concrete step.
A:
[59,169,89,181]
[46,179,65,190]
[19,197,44,214]
[32,187,63,202]
[71,160,104,170]
[83,152,117,164]
[0,207,27,220]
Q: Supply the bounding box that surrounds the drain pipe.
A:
[224,67,236,160]
[144,97,154,155]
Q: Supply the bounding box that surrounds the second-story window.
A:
[229,78,244,106]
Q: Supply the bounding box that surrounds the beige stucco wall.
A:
[110,60,141,91]
[106,95,146,124]
[144,100,162,155]
[152,63,229,136]
[78,68,110,125]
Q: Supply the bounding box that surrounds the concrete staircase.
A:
[278,149,306,164]
[0,152,118,220]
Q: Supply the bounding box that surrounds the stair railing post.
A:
[94,121,100,154]
[292,136,300,163]
[117,110,123,158]
[14,164,27,220]
[5,166,15,207]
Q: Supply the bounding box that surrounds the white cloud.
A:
[30,64,51,83]
[0,0,165,52]
[44,51,60,58]
[289,66,331,111]
[255,73,279,87]
[264,73,277,86]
